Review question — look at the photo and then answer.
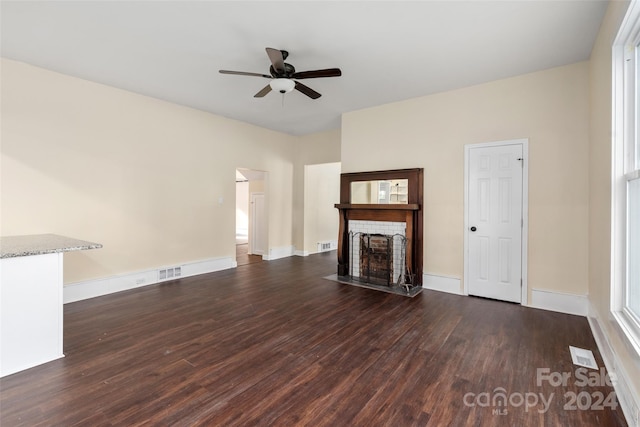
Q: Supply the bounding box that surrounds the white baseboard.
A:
[588,303,640,426]
[64,256,236,303]
[295,248,337,257]
[422,274,462,295]
[529,288,588,316]
[263,245,295,261]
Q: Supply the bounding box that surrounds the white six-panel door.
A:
[250,192,266,256]
[467,143,524,303]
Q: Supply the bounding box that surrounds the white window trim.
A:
[612,0,640,357]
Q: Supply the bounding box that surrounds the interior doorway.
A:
[464,139,528,303]
[236,168,267,266]
[303,162,341,255]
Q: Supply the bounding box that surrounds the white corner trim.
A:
[529,288,588,316]
[263,245,295,261]
[588,303,640,427]
[294,250,310,257]
[423,274,463,295]
[63,256,236,304]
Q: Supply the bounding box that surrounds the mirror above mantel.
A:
[337,168,422,209]
[350,179,409,204]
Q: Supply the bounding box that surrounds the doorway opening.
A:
[302,162,341,255]
[236,168,267,266]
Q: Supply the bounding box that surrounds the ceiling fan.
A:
[219,48,342,99]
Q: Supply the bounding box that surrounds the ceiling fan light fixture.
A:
[270,78,295,94]
[220,48,340,100]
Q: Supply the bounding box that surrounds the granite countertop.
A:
[1,234,102,259]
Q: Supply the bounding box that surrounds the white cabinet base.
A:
[1,253,64,377]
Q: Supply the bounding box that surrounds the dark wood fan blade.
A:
[294,81,321,99]
[254,84,272,98]
[265,48,285,74]
[219,70,271,78]
[291,68,342,79]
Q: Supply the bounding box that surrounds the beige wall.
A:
[342,61,590,300]
[248,179,265,194]
[1,59,297,283]
[588,0,640,401]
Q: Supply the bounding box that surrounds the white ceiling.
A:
[1,1,608,136]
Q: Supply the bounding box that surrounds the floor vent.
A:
[159,266,183,281]
[317,240,337,253]
[569,346,598,369]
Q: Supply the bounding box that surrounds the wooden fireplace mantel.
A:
[334,204,420,210]
[334,203,420,224]
[335,169,423,285]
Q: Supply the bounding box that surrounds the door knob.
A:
[470,226,477,232]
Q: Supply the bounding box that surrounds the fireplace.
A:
[335,168,423,295]
[351,231,409,288]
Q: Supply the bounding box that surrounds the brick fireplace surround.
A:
[335,168,423,287]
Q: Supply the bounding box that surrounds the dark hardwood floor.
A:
[0,252,627,426]
[236,243,263,266]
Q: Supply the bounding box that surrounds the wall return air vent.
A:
[159,266,182,281]
[317,240,337,253]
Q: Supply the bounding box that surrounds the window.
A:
[629,178,640,317]
[612,0,640,355]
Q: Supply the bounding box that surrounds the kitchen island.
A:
[1,234,102,377]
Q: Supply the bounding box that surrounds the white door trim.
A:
[463,138,529,304]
